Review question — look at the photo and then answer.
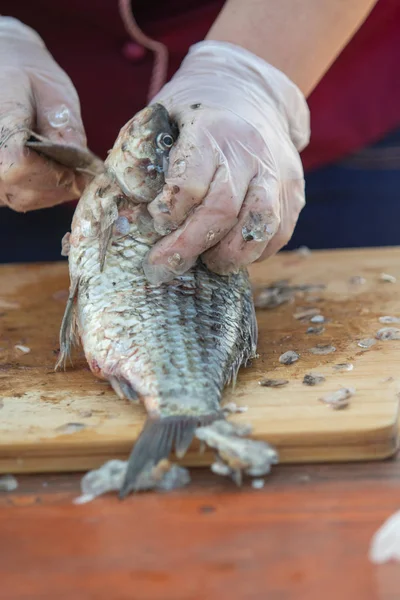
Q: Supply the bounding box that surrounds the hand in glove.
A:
[0,17,87,212]
[144,40,310,283]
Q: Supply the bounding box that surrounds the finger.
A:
[144,161,246,284]
[202,178,280,274]
[0,148,86,211]
[0,68,33,129]
[147,124,217,234]
[0,163,86,212]
[31,69,86,146]
[256,178,305,261]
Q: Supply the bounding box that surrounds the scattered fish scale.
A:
[333,363,354,372]
[252,479,265,489]
[310,344,336,355]
[358,338,377,349]
[56,423,86,434]
[222,402,248,414]
[319,387,355,410]
[293,308,320,320]
[259,378,289,388]
[211,461,231,476]
[196,421,278,482]
[310,315,325,324]
[254,286,294,309]
[295,284,326,292]
[379,316,400,324]
[0,475,18,492]
[303,373,326,386]
[304,295,323,303]
[295,246,311,257]
[369,509,400,564]
[306,326,325,335]
[279,351,299,365]
[379,273,397,283]
[14,345,30,354]
[376,328,400,341]
[349,275,366,285]
[0,299,20,310]
[74,459,191,502]
[253,281,325,310]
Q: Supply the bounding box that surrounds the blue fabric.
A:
[1,127,400,263]
[0,204,71,263]
[286,127,400,251]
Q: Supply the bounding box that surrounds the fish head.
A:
[106,103,178,203]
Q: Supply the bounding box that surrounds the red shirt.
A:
[1,0,399,172]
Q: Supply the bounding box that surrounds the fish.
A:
[56,103,257,497]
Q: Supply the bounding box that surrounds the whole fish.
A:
[57,103,257,497]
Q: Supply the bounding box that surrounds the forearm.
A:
[206,0,378,96]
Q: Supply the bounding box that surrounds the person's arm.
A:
[206,0,378,96]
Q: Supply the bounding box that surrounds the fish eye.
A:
[156,133,174,150]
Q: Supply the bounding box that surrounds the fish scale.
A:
[57,103,257,496]
[148,280,211,401]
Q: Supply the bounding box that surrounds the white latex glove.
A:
[144,41,310,283]
[0,17,87,212]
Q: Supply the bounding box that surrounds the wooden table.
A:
[2,247,400,599]
[1,461,400,600]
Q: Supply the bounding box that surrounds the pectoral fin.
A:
[55,278,80,371]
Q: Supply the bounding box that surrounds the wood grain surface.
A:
[1,461,400,600]
[1,247,400,472]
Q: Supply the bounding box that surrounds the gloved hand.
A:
[144,41,310,283]
[0,17,87,212]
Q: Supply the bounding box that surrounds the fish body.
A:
[58,104,257,496]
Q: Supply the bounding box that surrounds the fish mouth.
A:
[135,103,176,133]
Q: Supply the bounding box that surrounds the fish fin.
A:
[227,355,243,389]
[109,376,139,403]
[99,223,114,272]
[25,132,104,173]
[55,278,79,371]
[175,420,200,458]
[227,296,258,387]
[119,414,221,499]
[249,299,258,355]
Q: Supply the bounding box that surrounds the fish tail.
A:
[119,413,222,498]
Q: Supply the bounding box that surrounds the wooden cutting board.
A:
[0,247,399,474]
